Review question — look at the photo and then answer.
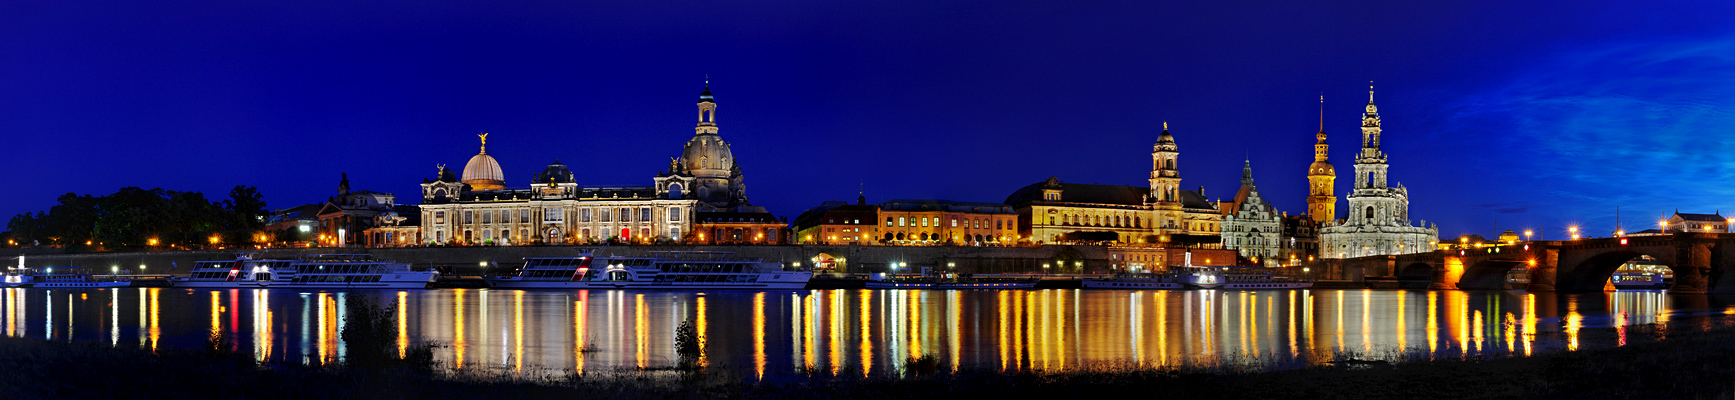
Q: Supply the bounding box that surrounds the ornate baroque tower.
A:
[1149,122,1182,230]
[1307,96,1337,223]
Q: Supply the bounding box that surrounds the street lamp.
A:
[1569,226,1579,240]
[1523,230,1532,242]
[1660,220,1668,234]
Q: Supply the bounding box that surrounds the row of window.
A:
[1047,214,1143,228]
[293,275,384,283]
[433,207,684,225]
[885,217,1007,229]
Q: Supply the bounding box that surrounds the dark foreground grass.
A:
[7,315,1735,400]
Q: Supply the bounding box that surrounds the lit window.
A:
[669,207,682,222]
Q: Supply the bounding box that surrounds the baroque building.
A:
[415,84,781,246]
[1319,88,1438,258]
[1220,161,1281,266]
[1004,124,1221,245]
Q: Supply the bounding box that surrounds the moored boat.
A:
[1218,266,1313,290]
[864,271,1036,290]
[487,249,812,290]
[1610,271,1667,290]
[3,266,131,289]
[172,253,438,289]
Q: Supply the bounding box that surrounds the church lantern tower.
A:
[1149,122,1183,230]
[1307,96,1337,223]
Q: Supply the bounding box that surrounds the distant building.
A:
[792,196,1017,246]
[317,173,402,247]
[264,204,321,244]
[1221,161,1282,266]
[792,194,881,245]
[876,199,1018,245]
[1306,96,1338,224]
[363,205,420,247]
[1667,211,1729,233]
[1279,214,1320,266]
[1320,89,1439,258]
[414,84,776,245]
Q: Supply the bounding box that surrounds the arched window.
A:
[886,217,894,227]
[667,183,683,200]
[1365,206,1375,220]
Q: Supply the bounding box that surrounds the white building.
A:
[1320,89,1438,258]
[1221,161,1282,266]
[416,84,770,245]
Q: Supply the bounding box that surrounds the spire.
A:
[1241,159,1254,184]
[1318,94,1325,134]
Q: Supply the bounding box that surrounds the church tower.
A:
[1149,122,1182,230]
[1354,87,1389,190]
[1307,96,1337,223]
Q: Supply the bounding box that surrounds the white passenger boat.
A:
[172,253,438,289]
[864,272,1037,290]
[1175,266,1225,289]
[487,249,812,290]
[1611,271,1667,290]
[3,265,131,289]
[1082,273,1184,290]
[1219,266,1313,290]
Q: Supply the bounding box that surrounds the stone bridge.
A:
[1317,232,1735,293]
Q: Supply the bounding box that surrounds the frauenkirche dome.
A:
[462,133,506,191]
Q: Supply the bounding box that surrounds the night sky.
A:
[3,1,1732,239]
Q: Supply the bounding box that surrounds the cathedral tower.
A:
[1307,95,1337,223]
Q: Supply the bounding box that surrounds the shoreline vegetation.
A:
[7,299,1735,399]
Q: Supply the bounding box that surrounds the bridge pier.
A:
[1671,239,1713,294]
[1526,248,1557,292]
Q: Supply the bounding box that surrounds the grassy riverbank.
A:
[7,315,1735,399]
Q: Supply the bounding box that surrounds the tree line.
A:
[3,186,270,250]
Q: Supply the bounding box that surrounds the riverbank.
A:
[6,314,1735,399]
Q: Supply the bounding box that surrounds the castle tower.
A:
[1149,122,1183,230]
[1307,95,1337,223]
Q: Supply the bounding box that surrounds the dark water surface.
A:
[4,288,1731,379]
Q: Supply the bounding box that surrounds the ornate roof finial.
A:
[478,132,490,153]
[1163,121,1168,131]
[1368,81,1375,104]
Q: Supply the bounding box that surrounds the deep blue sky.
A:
[3,1,1732,239]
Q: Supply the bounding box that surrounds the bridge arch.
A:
[1398,262,1434,280]
[1458,259,1528,290]
[1558,250,1660,293]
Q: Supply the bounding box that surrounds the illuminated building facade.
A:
[1319,89,1438,258]
[793,194,880,245]
[792,197,1017,245]
[1220,161,1281,266]
[1667,212,1729,233]
[415,84,775,245]
[1004,124,1222,245]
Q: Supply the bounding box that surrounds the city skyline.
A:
[3,1,1733,238]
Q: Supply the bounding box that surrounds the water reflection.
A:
[0,288,1722,379]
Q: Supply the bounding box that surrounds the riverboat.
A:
[1611,271,1667,290]
[487,249,812,290]
[172,253,438,289]
[3,265,131,289]
[1174,266,1225,289]
[865,272,1036,290]
[1081,273,1184,290]
[1218,266,1313,290]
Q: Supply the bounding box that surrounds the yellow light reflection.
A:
[859,289,872,377]
[753,292,765,380]
[700,294,712,368]
[453,289,467,369]
[513,290,524,372]
[396,291,407,359]
[258,290,275,362]
[1396,291,1406,352]
[635,293,646,369]
[1427,292,1438,356]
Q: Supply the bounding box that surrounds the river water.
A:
[3,288,1731,379]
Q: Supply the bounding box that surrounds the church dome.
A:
[681,133,734,178]
[1309,160,1335,176]
[461,134,506,191]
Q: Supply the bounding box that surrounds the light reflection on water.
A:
[1,288,1732,379]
